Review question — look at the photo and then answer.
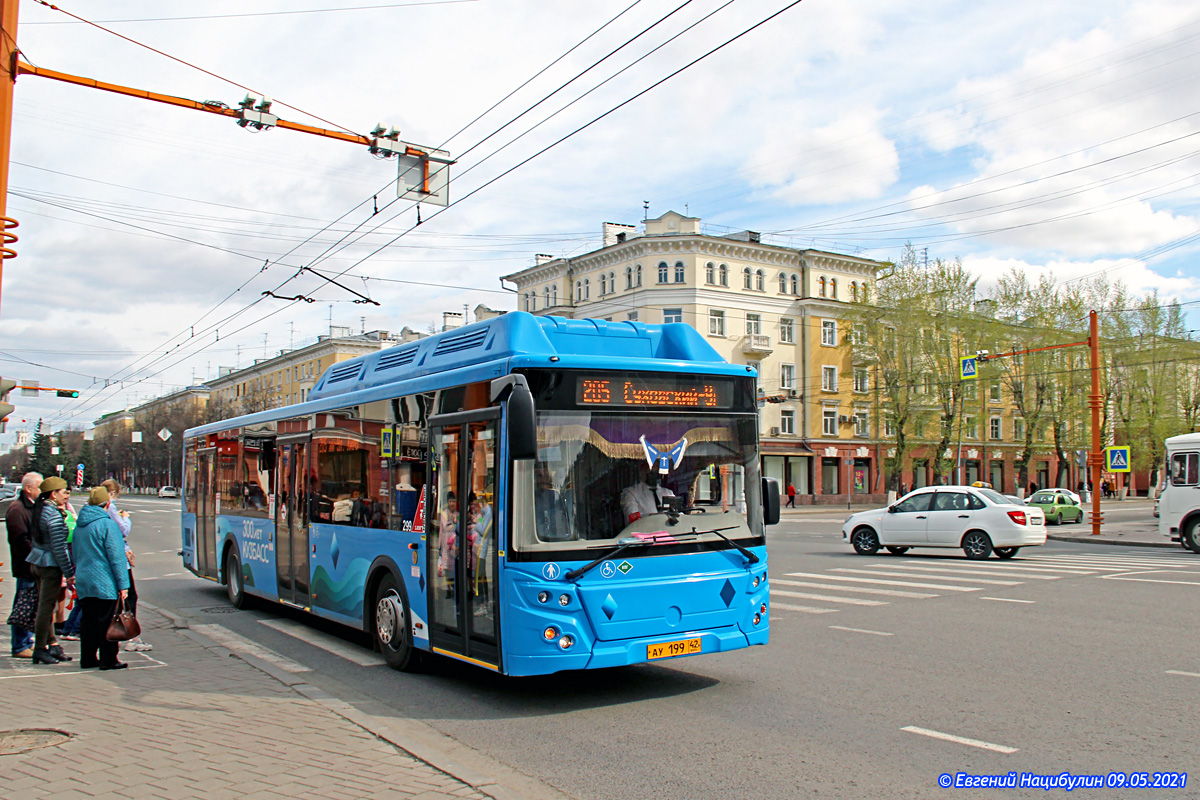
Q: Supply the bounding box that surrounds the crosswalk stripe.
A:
[1028,558,1190,571]
[771,589,887,606]
[906,560,1096,574]
[1032,554,1191,565]
[884,564,1065,580]
[834,568,1023,586]
[784,572,983,591]
[772,578,936,598]
[772,602,838,614]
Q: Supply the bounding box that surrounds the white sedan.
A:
[842,485,1046,560]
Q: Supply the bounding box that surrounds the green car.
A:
[1027,490,1083,524]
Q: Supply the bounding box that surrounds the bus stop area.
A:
[0,606,544,800]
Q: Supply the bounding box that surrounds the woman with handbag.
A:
[25,476,75,665]
[71,486,130,670]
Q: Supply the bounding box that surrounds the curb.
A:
[1046,534,1179,549]
[139,602,568,800]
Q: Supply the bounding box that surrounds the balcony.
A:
[741,334,773,355]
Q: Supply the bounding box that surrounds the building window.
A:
[830,278,838,299]
[743,267,752,289]
[599,274,607,295]
[855,410,870,437]
[706,262,715,284]
[625,266,633,289]
[964,381,978,400]
[780,409,795,434]
[658,262,669,283]
[627,311,638,322]
[884,417,896,437]
[778,272,787,293]
[851,281,858,301]
[1014,417,1025,441]
[709,310,725,336]
[574,280,581,302]
[819,276,826,297]
[791,274,798,295]
[755,269,764,291]
[990,417,1002,440]
[823,408,838,436]
[544,287,550,307]
[608,271,615,293]
[746,313,761,335]
[780,363,795,389]
[779,317,794,343]
[821,319,837,346]
[822,365,838,392]
[719,264,728,286]
[853,368,869,393]
[674,262,685,283]
[551,285,557,306]
[965,416,978,440]
[989,383,1002,402]
[584,278,590,300]
[664,307,683,324]
[635,264,642,286]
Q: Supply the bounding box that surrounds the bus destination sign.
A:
[576,377,731,409]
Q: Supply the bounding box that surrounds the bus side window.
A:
[1172,453,1199,486]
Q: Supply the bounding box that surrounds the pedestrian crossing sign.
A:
[380,428,394,458]
[1105,446,1131,472]
[959,356,977,381]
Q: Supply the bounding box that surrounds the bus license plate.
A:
[647,637,701,660]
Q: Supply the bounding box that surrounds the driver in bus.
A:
[621,466,676,523]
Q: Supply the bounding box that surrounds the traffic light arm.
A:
[14,61,444,157]
[977,339,1089,362]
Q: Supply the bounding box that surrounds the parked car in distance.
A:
[843,485,1046,560]
[1027,490,1084,524]
[1028,487,1081,506]
[158,486,179,498]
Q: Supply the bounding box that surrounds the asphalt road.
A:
[73,497,1200,799]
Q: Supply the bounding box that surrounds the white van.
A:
[1159,432,1200,553]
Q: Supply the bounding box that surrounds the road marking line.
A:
[784,572,983,591]
[162,572,183,577]
[191,624,311,673]
[981,597,1035,604]
[771,589,886,606]
[901,725,1018,754]
[771,602,838,614]
[1031,556,1191,569]
[772,578,936,598]
[258,618,386,667]
[0,652,165,680]
[1166,670,1200,678]
[842,568,1022,586]
[886,564,1063,580]
[1101,573,1200,586]
[829,625,893,636]
[925,559,1097,573]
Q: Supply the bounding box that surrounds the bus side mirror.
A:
[491,374,536,460]
[762,477,780,525]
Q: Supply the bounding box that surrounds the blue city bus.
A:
[181,312,778,676]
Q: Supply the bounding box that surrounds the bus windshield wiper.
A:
[691,525,760,564]
[564,532,690,582]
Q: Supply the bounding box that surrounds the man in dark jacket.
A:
[5,472,42,658]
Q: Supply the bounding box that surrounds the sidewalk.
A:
[0,607,556,800]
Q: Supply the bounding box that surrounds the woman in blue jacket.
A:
[72,486,130,670]
[25,476,75,664]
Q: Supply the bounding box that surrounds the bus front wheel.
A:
[1183,520,1200,554]
[374,574,422,671]
[225,548,249,609]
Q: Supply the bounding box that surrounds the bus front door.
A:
[276,440,310,607]
[428,411,500,669]
[196,449,217,579]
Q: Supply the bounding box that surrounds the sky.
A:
[2,0,1199,442]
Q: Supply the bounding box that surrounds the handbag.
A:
[106,598,141,642]
[5,582,38,630]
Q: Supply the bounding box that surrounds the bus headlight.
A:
[543,626,559,641]
[752,575,760,588]
[558,594,571,607]
[537,591,549,604]
[753,613,762,625]
[558,635,575,650]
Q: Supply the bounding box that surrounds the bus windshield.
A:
[514,410,763,553]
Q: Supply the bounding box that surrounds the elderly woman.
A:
[72,486,130,670]
[25,476,75,664]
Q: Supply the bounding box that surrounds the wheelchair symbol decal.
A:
[600,561,617,579]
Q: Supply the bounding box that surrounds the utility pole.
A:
[0,0,21,317]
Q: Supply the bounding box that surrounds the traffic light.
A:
[0,376,16,431]
[56,389,79,398]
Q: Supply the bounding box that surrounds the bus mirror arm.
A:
[491,374,537,460]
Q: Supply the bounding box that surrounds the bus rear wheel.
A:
[374,574,422,671]
[225,548,249,609]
